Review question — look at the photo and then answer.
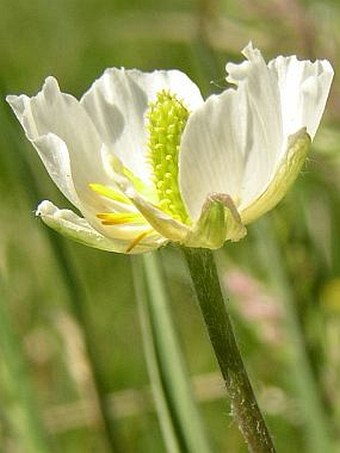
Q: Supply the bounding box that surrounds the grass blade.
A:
[254,217,332,453]
[132,252,212,453]
[0,277,50,453]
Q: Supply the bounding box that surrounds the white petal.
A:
[226,43,287,208]
[268,55,334,139]
[7,78,110,202]
[36,200,164,254]
[81,68,204,184]
[32,133,80,207]
[226,43,283,148]
[236,44,333,208]
[180,44,286,220]
[179,89,249,220]
[122,184,189,242]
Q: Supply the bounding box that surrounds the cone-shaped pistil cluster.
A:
[147,90,190,223]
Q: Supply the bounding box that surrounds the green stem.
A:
[183,247,275,453]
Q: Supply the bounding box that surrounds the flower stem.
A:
[182,247,275,453]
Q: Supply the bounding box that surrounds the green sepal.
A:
[241,128,311,225]
[183,193,247,249]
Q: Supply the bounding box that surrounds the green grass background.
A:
[1,0,340,451]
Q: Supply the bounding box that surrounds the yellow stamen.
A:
[126,230,153,253]
[97,212,144,225]
[89,183,131,204]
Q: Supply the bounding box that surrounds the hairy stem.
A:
[183,247,275,453]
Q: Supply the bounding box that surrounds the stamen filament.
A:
[126,229,153,253]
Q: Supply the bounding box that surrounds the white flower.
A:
[7,43,333,254]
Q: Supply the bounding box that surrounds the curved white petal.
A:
[121,184,189,242]
[6,78,110,203]
[32,133,80,207]
[37,200,165,254]
[225,43,288,208]
[226,43,283,147]
[227,43,333,208]
[179,88,249,220]
[268,55,334,139]
[179,43,333,220]
[81,68,204,184]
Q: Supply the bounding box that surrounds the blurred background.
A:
[1,0,340,451]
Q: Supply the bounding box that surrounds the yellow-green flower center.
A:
[147,90,190,224]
